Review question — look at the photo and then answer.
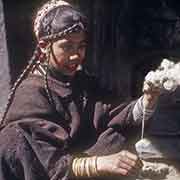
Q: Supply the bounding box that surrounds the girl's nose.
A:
[69,54,80,60]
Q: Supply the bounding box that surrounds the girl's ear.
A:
[38,40,49,62]
[38,40,48,54]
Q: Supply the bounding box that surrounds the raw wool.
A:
[135,138,164,159]
[144,58,180,92]
[137,160,180,180]
[140,160,169,179]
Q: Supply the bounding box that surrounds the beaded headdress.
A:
[34,0,71,39]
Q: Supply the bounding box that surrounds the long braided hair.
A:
[0,1,88,128]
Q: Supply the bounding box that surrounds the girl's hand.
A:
[142,81,161,109]
[97,150,142,176]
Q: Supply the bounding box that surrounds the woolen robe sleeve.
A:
[108,100,137,127]
[0,76,75,180]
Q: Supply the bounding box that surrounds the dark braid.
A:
[0,46,41,127]
[43,44,57,111]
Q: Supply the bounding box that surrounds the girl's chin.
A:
[66,66,79,74]
[63,69,77,76]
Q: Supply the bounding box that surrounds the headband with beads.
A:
[40,21,86,42]
[34,0,72,39]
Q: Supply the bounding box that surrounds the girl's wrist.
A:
[72,156,100,177]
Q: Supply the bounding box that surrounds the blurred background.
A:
[1,0,180,112]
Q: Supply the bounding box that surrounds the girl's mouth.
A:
[67,63,79,71]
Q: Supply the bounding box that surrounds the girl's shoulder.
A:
[19,74,72,98]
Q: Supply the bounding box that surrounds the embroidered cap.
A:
[34,0,72,38]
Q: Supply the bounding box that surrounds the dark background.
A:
[3,0,180,101]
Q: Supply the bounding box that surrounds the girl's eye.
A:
[61,44,74,52]
[59,42,87,52]
[79,43,87,50]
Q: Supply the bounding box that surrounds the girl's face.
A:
[49,31,87,76]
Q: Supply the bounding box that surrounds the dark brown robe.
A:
[0,72,136,180]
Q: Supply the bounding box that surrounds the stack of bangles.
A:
[72,156,99,177]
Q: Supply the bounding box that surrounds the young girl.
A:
[0,1,158,179]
